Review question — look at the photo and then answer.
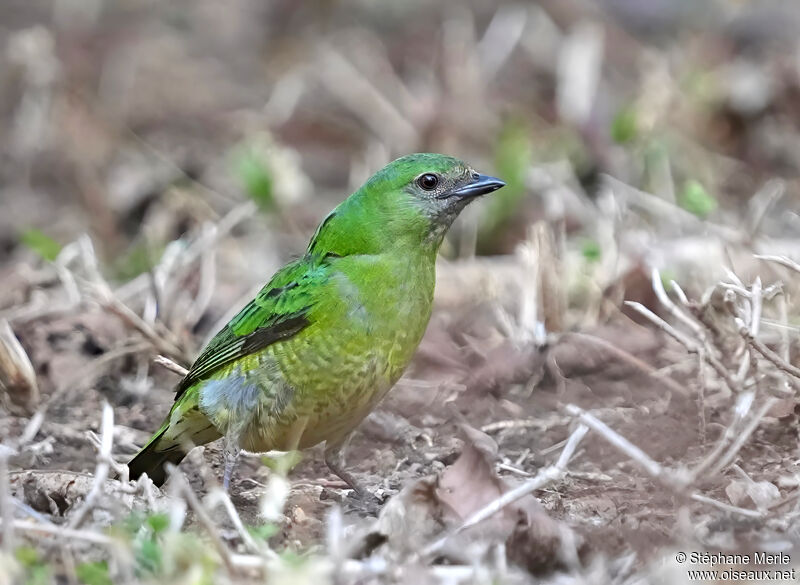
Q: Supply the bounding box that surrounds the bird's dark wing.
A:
[174,257,326,399]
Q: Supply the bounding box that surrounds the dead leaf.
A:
[725,478,780,510]
[436,423,503,520]
[768,397,796,419]
[0,319,39,414]
[375,477,446,558]
[507,504,581,575]
[371,424,584,575]
[601,261,661,325]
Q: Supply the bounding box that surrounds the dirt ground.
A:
[6,291,800,572]
[3,1,800,583]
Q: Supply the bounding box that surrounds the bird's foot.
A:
[320,483,385,516]
[343,488,384,516]
[323,440,385,515]
[222,440,240,492]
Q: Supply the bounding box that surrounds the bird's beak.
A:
[450,173,506,198]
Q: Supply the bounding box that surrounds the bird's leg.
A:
[222,435,240,491]
[324,434,368,497]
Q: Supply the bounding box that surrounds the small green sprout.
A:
[20,228,62,262]
[679,179,717,218]
[611,106,638,144]
[76,561,113,585]
[233,143,275,211]
[581,238,602,264]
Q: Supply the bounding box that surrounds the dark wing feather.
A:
[174,257,326,398]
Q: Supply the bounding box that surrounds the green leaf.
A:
[611,106,638,144]
[19,229,62,262]
[279,549,310,568]
[581,239,602,263]
[14,547,50,585]
[233,145,275,211]
[136,538,162,575]
[480,117,533,244]
[76,561,113,585]
[120,511,146,536]
[146,512,170,534]
[679,179,717,218]
[661,269,678,290]
[25,566,50,585]
[111,241,163,281]
[247,523,279,541]
[14,546,40,567]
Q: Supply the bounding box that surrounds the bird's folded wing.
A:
[174,258,327,399]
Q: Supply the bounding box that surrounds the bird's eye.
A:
[417,173,440,191]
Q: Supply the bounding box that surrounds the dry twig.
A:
[755,254,800,275]
[167,467,236,573]
[624,300,740,392]
[565,404,763,518]
[153,354,190,377]
[0,445,14,552]
[68,402,114,529]
[561,331,691,396]
[737,325,800,381]
[422,423,589,556]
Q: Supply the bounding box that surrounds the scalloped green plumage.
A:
[128,153,504,487]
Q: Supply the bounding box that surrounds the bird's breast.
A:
[279,258,433,389]
[234,255,436,450]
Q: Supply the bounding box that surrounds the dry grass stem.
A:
[562,331,691,396]
[98,293,185,360]
[0,445,14,552]
[755,254,800,275]
[564,405,670,483]
[738,326,800,381]
[38,342,151,421]
[565,404,765,518]
[625,300,740,392]
[704,396,779,478]
[650,269,704,337]
[204,488,278,559]
[422,423,589,556]
[480,418,559,434]
[689,493,762,518]
[167,467,237,573]
[690,391,755,478]
[68,402,114,529]
[153,354,190,377]
[0,518,117,546]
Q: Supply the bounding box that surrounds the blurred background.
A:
[2,0,798,275]
[3,0,800,581]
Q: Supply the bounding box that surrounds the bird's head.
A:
[309,153,505,256]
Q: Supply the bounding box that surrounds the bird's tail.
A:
[128,400,222,486]
[128,423,188,486]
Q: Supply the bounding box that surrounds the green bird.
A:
[128,153,505,490]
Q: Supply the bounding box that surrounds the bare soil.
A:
[7,304,798,566]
